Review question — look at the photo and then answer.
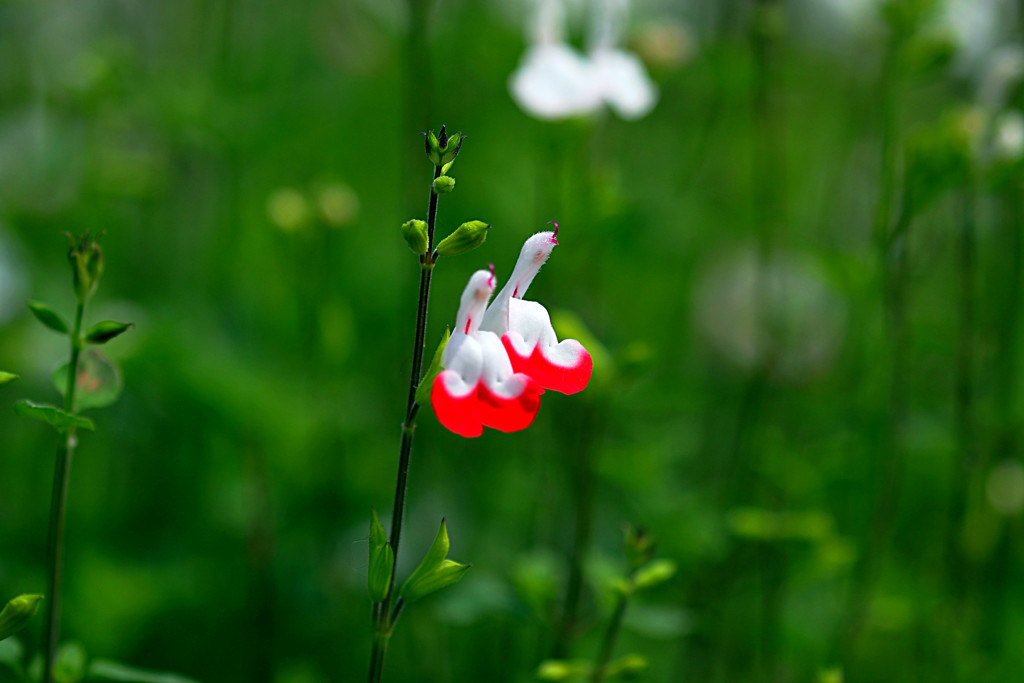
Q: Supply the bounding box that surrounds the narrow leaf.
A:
[28,301,69,335]
[14,400,94,431]
[84,321,132,345]
[0,372,18,386]
[415,328,450,406]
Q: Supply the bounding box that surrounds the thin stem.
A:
[590,587,631,683]
[41,301,85,683]
[367,163,443,683]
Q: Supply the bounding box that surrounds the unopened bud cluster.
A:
[67,232,104,303]
[398,126,492,261]
[424,125,464,168]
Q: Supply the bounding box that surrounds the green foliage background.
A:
[2,0,1024,681]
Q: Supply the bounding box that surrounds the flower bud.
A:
[624,524,656,569]
[0,594,43,642]
[400,519,471,602]
[401,219,429,255]
[67,232,104,303]
[436,220,490,257]
[432,175,455,194]
[424,125,464,167]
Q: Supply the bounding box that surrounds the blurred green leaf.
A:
[607,654,649,680]
[14,400,95,431]
[88,659,200,683]
[53,348,123,410]
[29,301,70,334]
[536,659,589,681]
[633,559,677,590]
[54,642,87,683]
[0,371,18,386]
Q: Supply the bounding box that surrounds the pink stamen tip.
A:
[547,220,559,244]
[487,263,495,287]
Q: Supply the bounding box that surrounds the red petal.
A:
[431,373,483,437]
[502,335,593,395]
[477,377,543,433]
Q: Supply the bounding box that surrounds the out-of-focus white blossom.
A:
[509,0,658,121]
[992,110,1024,161]
[693,247,847,382]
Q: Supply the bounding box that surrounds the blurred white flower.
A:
[992,110,1024,161]
[693,247,847,382]
[509,0,658,121]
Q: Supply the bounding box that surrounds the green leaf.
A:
[415,328,450,406]
[536,659,590,681]
[0,595,43,642]
[632,559,677,590]
[400,519,471,602]
[14,400,94,431]
[367,509,393,602]
[53,348,124,410]
[29,301,70,334]
[0,372,18,386]
[88,659,201,683]
[84,321,132,345]
[400,559,470,603]
[53,642,87,683]
[606,654,649,680]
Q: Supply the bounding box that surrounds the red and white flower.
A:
[431,268,544,438]
[480,226,593,395]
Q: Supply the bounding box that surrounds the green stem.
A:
[367,163,443,683]
[41,301,85,683]
[590,587,631,683]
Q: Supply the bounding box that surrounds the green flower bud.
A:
[401,219,429,255]
[66,232,105,303]
[400,519,471,602]
[0,594,43,642]
[424,125,464,167]
[432,175,455,194]
[624,524,656,569]
[436,220,490,257]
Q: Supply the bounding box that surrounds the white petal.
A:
[591,49,658,120]
[454,269,496,336]
[510,45,602,120]
[481,230,558,335]
[476,331,529,399]
[440,332,483,395]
